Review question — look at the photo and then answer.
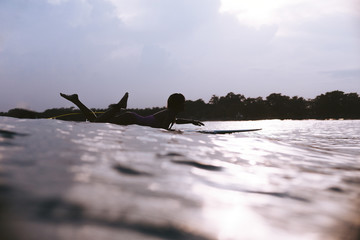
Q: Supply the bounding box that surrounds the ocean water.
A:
[0,117,359,240]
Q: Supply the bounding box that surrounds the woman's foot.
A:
[60,93,79,103]
[116,92,129,109]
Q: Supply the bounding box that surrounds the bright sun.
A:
[219,0,295,28]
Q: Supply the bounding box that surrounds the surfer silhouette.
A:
[60,92,204,130]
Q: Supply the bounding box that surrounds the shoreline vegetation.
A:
[1,90,360,121]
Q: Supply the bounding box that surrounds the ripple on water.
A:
[0,118,359,240]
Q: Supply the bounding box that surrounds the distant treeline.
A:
[1,91,360,121]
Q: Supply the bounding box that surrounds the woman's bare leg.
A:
[60,93,97,122]
[95,92,129,122]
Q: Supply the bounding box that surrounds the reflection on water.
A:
[0,117,359,240]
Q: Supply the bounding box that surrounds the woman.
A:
[60,92,204,130]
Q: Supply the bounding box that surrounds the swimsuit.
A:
[111,111,173,129]
[131,112,159,128]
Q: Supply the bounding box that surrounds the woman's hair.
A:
[167,93,185,110]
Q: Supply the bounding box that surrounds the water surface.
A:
[0,117,359,239]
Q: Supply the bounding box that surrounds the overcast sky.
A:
[1,0,359,111]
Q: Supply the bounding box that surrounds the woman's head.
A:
[167,93,185,112]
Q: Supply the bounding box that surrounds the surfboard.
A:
[187,128,262,134]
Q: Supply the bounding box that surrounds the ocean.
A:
[0,117,359,240]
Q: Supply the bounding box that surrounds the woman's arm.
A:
[176,118,204,126]
[153,109,177,129]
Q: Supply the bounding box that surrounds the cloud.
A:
[15,101,31,110]
[47,0,68,5]
[322,69,360,79]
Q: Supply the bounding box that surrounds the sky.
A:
[0,0,359,112]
